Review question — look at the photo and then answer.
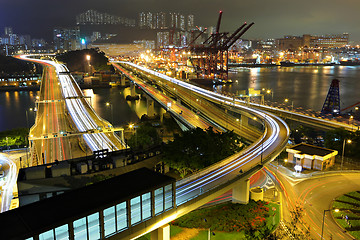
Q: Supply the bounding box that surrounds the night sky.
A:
[1,0,359,42]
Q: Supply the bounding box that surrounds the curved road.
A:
[267,165,360,240]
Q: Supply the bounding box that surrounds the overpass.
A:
[3,59,289,240]
[98,62,290,239]
[19,55,127,165]
[114,63,262,143]
[127,62,358,132]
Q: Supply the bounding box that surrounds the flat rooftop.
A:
[288,143,336,157]
[0,168,175,240]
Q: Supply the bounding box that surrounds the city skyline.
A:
[1,0,360,42]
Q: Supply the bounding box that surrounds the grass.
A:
[170,225,184,237]
[171,201,280,239]
[189,230,246,240]
[135,225,183,240]
[333,191,360,239]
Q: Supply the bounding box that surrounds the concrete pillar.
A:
[232,178,250,204]
[147,97,155,117]
[150,224,170,240]
[130,83,136,97]
[241,115,249,127]
[120,74,126,86]
[160,108,166,123]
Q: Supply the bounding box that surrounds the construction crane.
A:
[187,11,254,83]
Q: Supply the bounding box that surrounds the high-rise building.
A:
[4,27,13,36]
[53,27,81,51]
[139,12,146,28]
[155,12,166,29]
[76,10,135,27]
[157,31,170,47]
[180,15,185,31]
[187,15,195,31]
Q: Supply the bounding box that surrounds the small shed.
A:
[286,143,338,171]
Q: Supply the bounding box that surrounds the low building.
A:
[286,143,338,171]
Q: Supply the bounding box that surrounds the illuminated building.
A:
[276,33,349,50]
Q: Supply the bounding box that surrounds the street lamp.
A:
[106,102,114,124]
[86,55,91,74]
[341,139,352,170]
[203,218,215,240]
[266,89,273,101]
[321,208,339,239]
[25,108,34,129]
[284,98,293,111]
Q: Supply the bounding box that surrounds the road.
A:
[267,164,360,240]
[114,64,222,131]
[109,62,290,240]
[19,55,126,162]
[115,63,262,142]
[0,154,18,212]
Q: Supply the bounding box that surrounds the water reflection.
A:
[0,66,360,131]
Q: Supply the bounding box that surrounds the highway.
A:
[266,165,360,240]
[114,63,262,142]
[19,55,126,163]
[243,100,357,132]
[111,62,290,240]
[113,65,224,131]
[0,154,17,212]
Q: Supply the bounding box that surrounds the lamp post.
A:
[284,98,293,111]
[129,123,137,148]
[86,55,91,75]
[266,89,273,101]
[341,139,352,170]
[349,115,354,130]
[106,102,113,124]
[321,209,339,239]
[203,218,215,240]
[25,108,34,167]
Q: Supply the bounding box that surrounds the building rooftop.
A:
[0,168,175,240]
[287,143,336,157]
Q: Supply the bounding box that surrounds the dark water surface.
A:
[0,65,359,131]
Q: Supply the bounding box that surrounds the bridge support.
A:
[120,74,126,86]
[241,115,249,127]
[150,224,170,240]
[147,97,156,117]
[160,108,166,123]
[130,82,137,97]
[232,178,250,204]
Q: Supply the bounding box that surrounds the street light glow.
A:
[86,55,91,61]
[347,139,352,144]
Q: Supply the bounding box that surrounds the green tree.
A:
[127,123,160,150]
[162,127,243,178]
[56,48,114,72]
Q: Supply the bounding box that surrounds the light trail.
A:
[20,55,124,155]
[117,62,290,207]
[0,155,17,212]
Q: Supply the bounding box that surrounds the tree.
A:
[127,123,160,150]
[162,127,243,178]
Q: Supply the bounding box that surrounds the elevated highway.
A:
[19,55,127,164]
[0,60,290,240]
[110,62,290,239]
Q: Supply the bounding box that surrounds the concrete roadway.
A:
[29,63,85,164]
[114,63,261,142]
[267,165,359,240]
[114,64,222,131]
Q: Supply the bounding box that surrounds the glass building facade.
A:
[32,183,174,240]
